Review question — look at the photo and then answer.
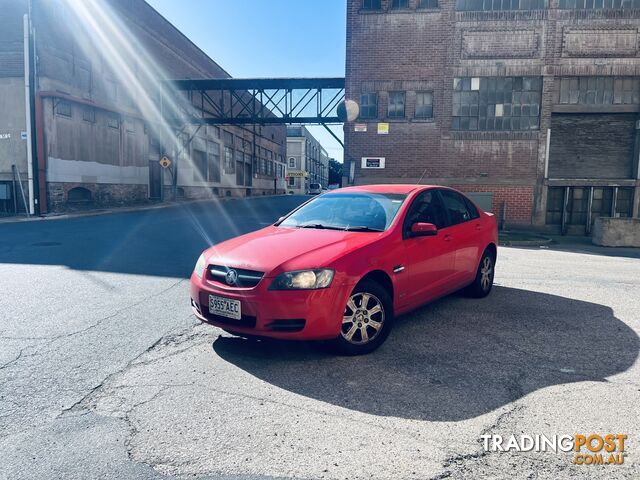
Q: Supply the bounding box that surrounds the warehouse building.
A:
[345,0,640,233]
[286,126,330,194]
[0,0,286,216]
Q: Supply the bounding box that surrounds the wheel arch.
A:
[358,269,394,302]
[485,242,497,261]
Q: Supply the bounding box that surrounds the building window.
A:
[559,77,640,105]
[391,0,409,8]
[107,112,119,129]
[55,100,72,118]
[456,0,547,10]
[289,176,296,187]
[559,0,639,8]
[193,149,207,182]
[388,91,406,119]
[362,0,382,9]
[288,157,296,168]
[208,142,221,183]
[415,92,433,119]
[418,0,439,7]
[359,93,378,119]
[82,106,95,123]
[452,76,542,131]
[223,130,234,145]
[224,146,235,173]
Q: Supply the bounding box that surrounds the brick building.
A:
[286,126,330,194]
[0,0,286,215]
[345,0,640,233]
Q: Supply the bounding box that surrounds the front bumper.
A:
[190,272,352,340]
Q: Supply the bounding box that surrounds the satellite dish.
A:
[337,99,360,123]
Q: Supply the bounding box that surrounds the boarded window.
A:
[559,0,640,8]
[558,77,640,106]
[452,76,542,131]
[457,0,547,9]
[418,0,438,7]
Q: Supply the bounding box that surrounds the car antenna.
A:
[417,167,428,184]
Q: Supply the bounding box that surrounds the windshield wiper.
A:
[297,223,344,230]
[343,226,384,232]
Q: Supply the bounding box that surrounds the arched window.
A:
[67,187,92,203]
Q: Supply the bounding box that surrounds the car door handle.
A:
[444,234,453,242]
[475,224,482,231]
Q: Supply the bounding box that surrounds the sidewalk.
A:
[0,193,291,225]
[501,230,640,259]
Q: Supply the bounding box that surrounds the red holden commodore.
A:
[190,185,498,355]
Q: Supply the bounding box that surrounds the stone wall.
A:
[47,182,148,212]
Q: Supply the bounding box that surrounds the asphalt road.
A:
[0,195,639,480]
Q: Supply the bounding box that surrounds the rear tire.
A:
[330,279,393,355]
[465,248,495,298]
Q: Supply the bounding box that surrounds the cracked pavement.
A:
[1,195,639,479]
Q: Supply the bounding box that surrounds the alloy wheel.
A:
[480,256,493,291]
[341,292,385,345]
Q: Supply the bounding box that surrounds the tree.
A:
[328,159,343,186]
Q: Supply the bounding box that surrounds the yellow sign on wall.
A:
[377,122,389,135]
[287,170,307,178]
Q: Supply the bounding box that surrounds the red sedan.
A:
[190,185,498,355]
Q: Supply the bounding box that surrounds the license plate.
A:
[209,295,241,320]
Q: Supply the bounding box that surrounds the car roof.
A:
[335,184,438,195]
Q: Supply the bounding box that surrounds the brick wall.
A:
[452,184,534,224]
[345,0,640,227]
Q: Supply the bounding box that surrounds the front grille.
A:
[207,265,264,288]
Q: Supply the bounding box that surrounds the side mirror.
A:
[410,222,438,237]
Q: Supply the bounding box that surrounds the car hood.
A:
[204,225,384,276]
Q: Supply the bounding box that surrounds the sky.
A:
[147,0,347,162]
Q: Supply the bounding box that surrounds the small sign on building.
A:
[287,170,307,178]
[0,133,11,140]
[361,157,385,169]
[354,123,367,132]
[21,131,27,140]
[159,156,172,168]
[377,123,389,135]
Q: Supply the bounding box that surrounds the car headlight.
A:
[193,253,206,279]
[269,269,334,290]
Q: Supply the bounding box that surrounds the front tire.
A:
[330,279,393,355]
[466,249,495,298]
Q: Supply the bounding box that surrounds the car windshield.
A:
[279,192,407,231]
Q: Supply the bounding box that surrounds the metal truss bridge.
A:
[170,77,346,127]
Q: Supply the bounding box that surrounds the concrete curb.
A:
[0,193,291,225]
[499,233,554,247]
